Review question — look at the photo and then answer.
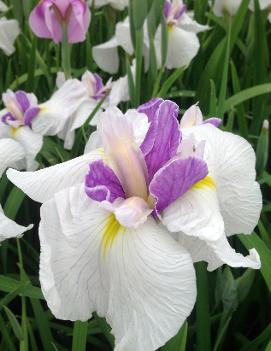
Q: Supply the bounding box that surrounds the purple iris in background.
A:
[29,0,91,44]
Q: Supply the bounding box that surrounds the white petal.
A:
[249,0,271,10]
[180,104,203,128]
[115,18,134,55]
[32,79,88,136]
[0,18,20,55]
[6,150,103,203]
[0,204,32,241]
[92,36,119,74]
[156,25,200,69]
[39,184,109,321]
[268,12,271,23]
[124,109,150,146]
[184,125,262,235]
[39,184,196,350]
[162,181,225,242]
[108,75,129,106]
[0,138,25,177]
[214,0,242,16]
[0,1,8,12]
[179,233,261,271]
[178,13,210,33]
[13,126,42,171]
[56,71,66,88]
[74,100,99,128]
[84,131,102,153]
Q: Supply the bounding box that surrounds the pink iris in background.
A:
[29,0,91,43]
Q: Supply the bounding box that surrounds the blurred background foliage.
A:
[0,0,270,350]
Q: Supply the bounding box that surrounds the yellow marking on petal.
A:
[168,24,174,32]
[9,127,19,137]
[102,214,125,256]
[193,175,216,190]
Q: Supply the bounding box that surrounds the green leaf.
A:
[158,66,185,98]
[161,322,188,351]
[0,275,42,299]
[3,306,23,341]
[239,233,271,293]
[222,84,271,113]
[72,321,89,351]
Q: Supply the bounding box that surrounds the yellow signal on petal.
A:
[193,175,216,190]
[10,127,19,137]
[102,214,125,256]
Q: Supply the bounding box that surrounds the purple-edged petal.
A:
[67,0,91,43]
[138,98,163,123]
[150,156,208,213]
[85,160,125,203]
[203,118,222,128]
[44,5,63,43]
[15,91,30,112]
[141,100,181,181]
[163,1,171,18]
[24,107,40,126]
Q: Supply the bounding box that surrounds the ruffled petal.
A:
[39,184,196,350]
[183,124,262,236]
[6,150,103,203]
[162,179,225,242]
[179,233,261,271]
[178,13,210,33]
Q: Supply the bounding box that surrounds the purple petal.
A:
[138,98,163,123]
[203,118,222,128]
[15,91,30,113]
[24,107,40,126]
[141,100,181,181]
[149,157,208,213]
[67,0,91,43]
[44,4,63,43]
[163,1,171,18]
[1,112,15,124]
[175,4,187,20]
[85,160,125,203]
[29,1,54,40]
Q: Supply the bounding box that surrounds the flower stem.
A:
[61,26,71,79]
[196,262,211,351]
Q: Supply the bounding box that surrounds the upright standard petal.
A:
[0,204,32,241]
[92,36,119,74]
[0,18,20,55]
[7,150,103,203]
[185,124,262,236]
[39,184,196,350]
[140,100,181,180]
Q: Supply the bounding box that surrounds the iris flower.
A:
[93,0,208,74]
[55,70,129,149]
[0,80,87,176]
[29,0,91,44]
[7,99,261,350]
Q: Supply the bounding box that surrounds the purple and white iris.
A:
[29,0,91,44]
[0,90,42,176]
[7,98,262,350]
[55,70,129,149]
[93,0,209,73]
